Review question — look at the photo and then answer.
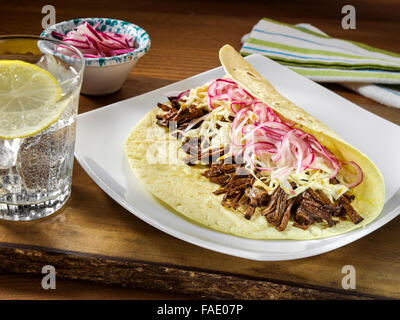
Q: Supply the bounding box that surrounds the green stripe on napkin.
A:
[241,18,400,84]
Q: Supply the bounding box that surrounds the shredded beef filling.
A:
[156,97,208,130]
[202,162,363,231]
[155,98,364,231]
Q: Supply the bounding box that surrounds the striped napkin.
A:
[240,18,400,109]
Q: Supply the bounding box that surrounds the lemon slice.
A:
[0,60,66,139]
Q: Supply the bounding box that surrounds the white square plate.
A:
[75,54,400,261]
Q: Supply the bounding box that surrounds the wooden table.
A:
[1,0,399,300]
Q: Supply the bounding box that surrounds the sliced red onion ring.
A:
[177,89,190,100]
[339,161,364,188]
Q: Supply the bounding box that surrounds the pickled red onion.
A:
[339,161,364,188]
[177,89,190,100]
[208,79,254,110]
[54,21,136,58]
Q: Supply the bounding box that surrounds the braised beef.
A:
[167,96,181,110]
[264,188,287,225]
[261,188,279,217]
[203,163,254,210]
[222,172,255,209]
[184,147,226,165]
[301,202,337,227]
[156,98,208,130]
[181,137,201,156]
[247,186,270,206]
[303,190,342,217]
[339,196,364,224]
[293,207,314,230]
[203,161,363,231]
[156,103,178,127]
[277,197,296,231]
[202,160,363,231]
[244,186,270,220]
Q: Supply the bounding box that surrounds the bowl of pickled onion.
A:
[41,17,151,95]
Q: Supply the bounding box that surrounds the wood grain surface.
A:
[0,272,192,300]
[1,0,399,300]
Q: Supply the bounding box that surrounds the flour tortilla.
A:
[125,45,385,240]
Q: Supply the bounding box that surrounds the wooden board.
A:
[1,0,400,299]
[0,272,191,300]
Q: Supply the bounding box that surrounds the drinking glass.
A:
[0,35,84,220]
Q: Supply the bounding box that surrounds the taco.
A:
[125,44,384,240]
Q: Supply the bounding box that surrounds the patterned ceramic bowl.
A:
[41,17,151,95]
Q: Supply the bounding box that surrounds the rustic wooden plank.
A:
[0,244,378,300]
[1,0,399,299]
[0,272,190,300]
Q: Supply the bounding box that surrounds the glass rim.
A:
[0,34,85,76]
